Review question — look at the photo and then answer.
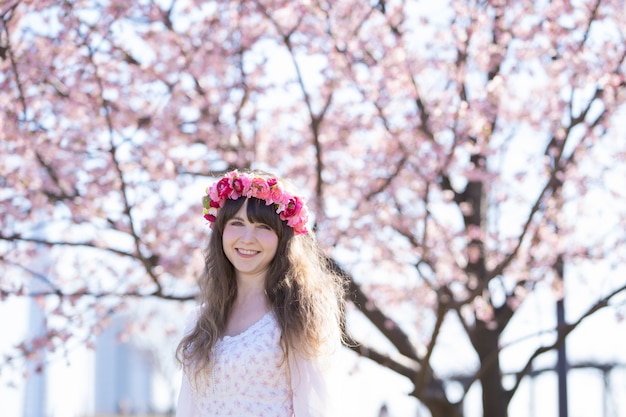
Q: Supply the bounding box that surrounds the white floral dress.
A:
[176,312,339,417]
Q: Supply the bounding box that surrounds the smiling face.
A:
[222,199,279,282]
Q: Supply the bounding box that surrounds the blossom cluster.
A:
[202,170,309,235]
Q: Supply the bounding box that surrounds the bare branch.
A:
[509,284,626,395]
[344,338,420,380]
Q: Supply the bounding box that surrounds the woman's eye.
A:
[230,220,244,226]
[257,224,272,230]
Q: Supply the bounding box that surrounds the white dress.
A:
[176,312,339,417]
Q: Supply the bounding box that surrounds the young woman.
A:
[175,169,345,417]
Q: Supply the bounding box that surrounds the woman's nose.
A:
[240,225,256,241]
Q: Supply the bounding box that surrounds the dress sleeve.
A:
[176,372,199,417]
[288,344,342,417]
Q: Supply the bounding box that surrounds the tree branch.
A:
[509,283,626,395]
[344,337,420,380]
[79,27,164,296]
[327,257,420,361]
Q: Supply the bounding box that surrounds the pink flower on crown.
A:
[287,208,309,235]
[248,177,272,203]
[289,215,309,234]
[230,174,251,199]
[212,178,232,205]
[278,195,309,235]
[268,182,285,205]
[280,196,304,220]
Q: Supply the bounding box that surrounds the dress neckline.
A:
[220,311,273,342]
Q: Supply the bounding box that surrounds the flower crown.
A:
[202,170,309,235]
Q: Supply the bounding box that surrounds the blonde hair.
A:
[176,172,345,382]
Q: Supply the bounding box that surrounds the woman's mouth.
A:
[237,248,258,256]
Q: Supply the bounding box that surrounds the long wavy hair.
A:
[176,176,345,382]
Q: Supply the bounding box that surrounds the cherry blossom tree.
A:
[1,1,625,416]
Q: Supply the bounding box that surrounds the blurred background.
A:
[1,0,625,416]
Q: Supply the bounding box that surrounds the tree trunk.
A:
[420,397,463,417]
[474,320,508,417]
